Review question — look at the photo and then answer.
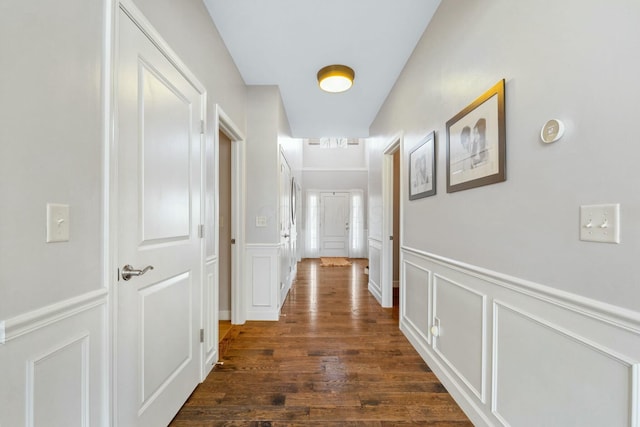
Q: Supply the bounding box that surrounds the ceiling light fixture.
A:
[317,64,355,93]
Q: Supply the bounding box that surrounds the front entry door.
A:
[320,192,350,257]
[116,6,202,426]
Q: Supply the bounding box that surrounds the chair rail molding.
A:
[3,289,108,343]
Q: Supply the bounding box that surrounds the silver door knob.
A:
[121,264,154,281]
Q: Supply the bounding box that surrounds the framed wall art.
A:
[409,131,436,200]
[446,79,506,193]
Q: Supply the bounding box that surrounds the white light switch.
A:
[46,203,70,243]
[579,204,620,243]
[255,216,267,227]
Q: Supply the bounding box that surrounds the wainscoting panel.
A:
[28,334,89,426]
[402,260,431,345]
[245,244,281,321]
[399,247,640,427]
[433,275,487,402]
[493,302,636,427]
[0,291,107,426]
[252,257,272,307]
[368,238,382,304]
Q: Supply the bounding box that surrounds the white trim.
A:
[401,259,432,346]
[402,245,640,332]
[106,0,118,422]
[0,320,5,344]
[3,290,108,343]
[633,364,640,427]
[380,132,403,308]
[214,104,246,326]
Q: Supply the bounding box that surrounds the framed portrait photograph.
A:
[409,131,436,200]
[446,79,506,193]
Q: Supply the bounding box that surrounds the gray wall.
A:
[369,0,640,312]
[0,0,247,320]
[246,85,281,243]
[368,2,640,424]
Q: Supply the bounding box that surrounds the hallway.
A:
[170,259,471,426]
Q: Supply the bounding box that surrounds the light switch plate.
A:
[46,203,70,243]
[579,204,620,243]
[256,216,267,227]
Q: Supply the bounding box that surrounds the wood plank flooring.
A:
[171,258,471,426]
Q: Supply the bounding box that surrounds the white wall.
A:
[303,141,367,169]
[0,0,247,424]
[368,1,640,425]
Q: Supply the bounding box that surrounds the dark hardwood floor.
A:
[171,258,472,426]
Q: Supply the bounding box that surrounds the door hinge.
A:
[200,120,205,135]
[198,224,205,238]
[389,235,393,241]
[200,329,204,343]
[231,238,236,244]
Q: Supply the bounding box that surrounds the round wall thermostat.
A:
[540,119,565,144]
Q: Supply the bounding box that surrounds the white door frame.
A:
[214,105,246,326]
[109,0,208,422]
[381,133,402,308]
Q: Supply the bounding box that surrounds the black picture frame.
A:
[446,79,506,193]
[409,131,436,200]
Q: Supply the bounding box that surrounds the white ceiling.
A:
[203,0,441,138]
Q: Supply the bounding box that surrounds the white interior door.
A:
[280,153,292,289]
[320,192,350,257]
[116,6,202,426]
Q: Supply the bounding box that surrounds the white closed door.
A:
[280,154,292,287]
[320,192,350,257]
[116,6,202,426]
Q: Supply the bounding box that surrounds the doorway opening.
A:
[392,149,400,311]
[218,129,232,346]
[201,105,245,378]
